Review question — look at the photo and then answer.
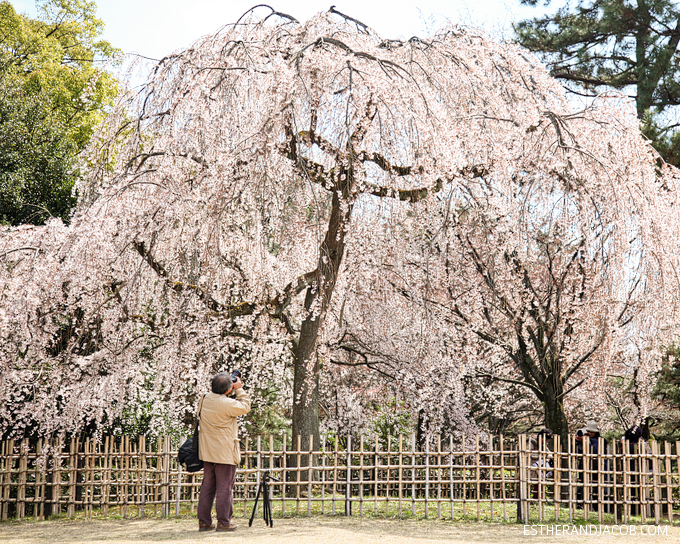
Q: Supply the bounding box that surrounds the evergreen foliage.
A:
[0,0,119,225]
[515,0,680,165]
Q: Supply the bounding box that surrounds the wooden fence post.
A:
[500,435,507,522]
[67,437,77,519]
[175,447,182,518]
[475,436,481,521]
[2,431,678,522]
[16,438,27,520]
[102,436,110,518]
[2,440,14,521]
[517,434,528,524]
[140,435,147,518]
[374,434,379,517]
[411,434,417,517]
[662,441,671,523]
[308,434,313,517]
[424,439,429,519]
[345,435,351,517]
[331,435,337,516]
[448,435,454,520]
[436,436,442,520]
[652,440,660,525]
[398,434,404,519]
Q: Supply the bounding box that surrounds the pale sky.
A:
[11,0,546,60]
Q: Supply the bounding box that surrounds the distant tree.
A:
[0,79,78,224]
[0,0,119,225]
[514,0,680,165]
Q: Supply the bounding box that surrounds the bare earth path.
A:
[1,518,679,544]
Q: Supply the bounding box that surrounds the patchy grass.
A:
[5,495,678,527]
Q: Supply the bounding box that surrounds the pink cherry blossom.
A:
[2,7,678,443]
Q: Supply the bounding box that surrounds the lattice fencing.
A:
[1,434,678,523]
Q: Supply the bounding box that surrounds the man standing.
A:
[197,372,251,532]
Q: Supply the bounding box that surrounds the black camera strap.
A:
[191,393,207,452]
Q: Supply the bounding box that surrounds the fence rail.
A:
[1,434,678,524]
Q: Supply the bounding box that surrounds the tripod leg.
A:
[266,481,273,527]
[262,481,271,527]
[249,480,263,527]
[269,488,274,527]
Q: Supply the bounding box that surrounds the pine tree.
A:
[515,0,680,164]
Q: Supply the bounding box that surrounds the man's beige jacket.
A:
[198,389,251,465]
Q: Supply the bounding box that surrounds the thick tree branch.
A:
[473,371,544,398]
[366,179,444,202]
[556,377,585,400]
[564,331,605,381]
[359,151,422,176]
[125,151,208,173]
[134,240,315,320]
[329,357,397,380]
[552,71,637,87]
[133,241,224,313]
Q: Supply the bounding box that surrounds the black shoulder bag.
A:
[177,394,206,472]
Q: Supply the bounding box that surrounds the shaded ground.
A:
[1,517,679,544]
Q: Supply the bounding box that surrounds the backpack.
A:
[177,394,206,472]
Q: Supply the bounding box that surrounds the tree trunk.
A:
[543,379,569,443]
[292,176,353,451]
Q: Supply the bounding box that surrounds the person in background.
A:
[585,421,606,454]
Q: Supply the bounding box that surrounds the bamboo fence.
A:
[1,434,678,524]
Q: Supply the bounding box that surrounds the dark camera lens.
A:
[231,369,241,383]
[576,429,583,437]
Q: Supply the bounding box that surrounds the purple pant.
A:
[197,462,237,526]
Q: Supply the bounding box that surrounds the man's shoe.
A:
[216,522,237,532]
[198,522,215,532]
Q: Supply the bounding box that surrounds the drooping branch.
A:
[292,35,411,80]
[328,6,371,34]
[329,357,397,380]
[364,163,490,202]
[556,377,585,400]
[236,4,299,25]
[473,371,545,398]
[364,180,447,202]
[329,332,398,380]
[271,270,317,314]
[133,240,316,320]
[349,97,378,152]
[564,331,606,382]
[0,247,40,259]
[513,332,547,401]
[124,151,209,174]
[465,238,517,321]
[359,151,424,176]
[132,241,224,313]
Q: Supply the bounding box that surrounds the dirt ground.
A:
[1,517,679,544]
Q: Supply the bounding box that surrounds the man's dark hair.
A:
[212,372,232,394]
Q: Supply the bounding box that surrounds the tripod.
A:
[249,469,278,528]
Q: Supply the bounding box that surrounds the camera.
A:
[231,369,242,383]
[576,429,584,437]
